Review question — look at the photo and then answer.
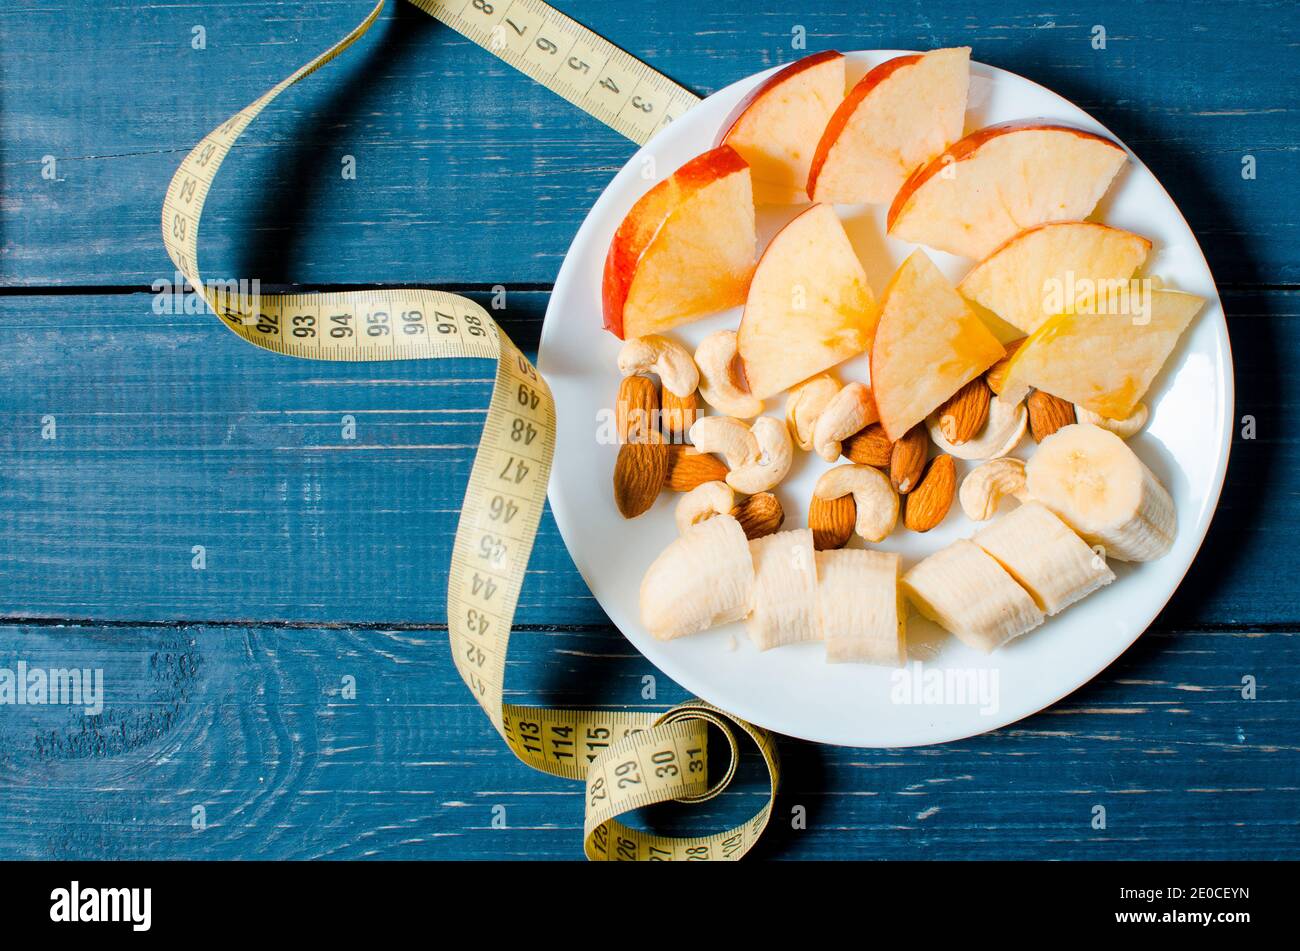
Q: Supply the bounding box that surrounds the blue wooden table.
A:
[1,0,1297,860]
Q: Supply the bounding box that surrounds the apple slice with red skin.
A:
[958,221,1153,335]
[717,50,846,205]
[738,203,879,400]
[871,250,1006,441]
[807,47,969,205]
[602,145,757,340]
[887,122,1128,260]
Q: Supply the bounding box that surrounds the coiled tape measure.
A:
[161,0,780,860]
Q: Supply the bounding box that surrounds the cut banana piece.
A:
[639,515,755,640]
[903,539,1045,652]
[746,528,820,651]
[816,549,905,666]
[973,501,1115,615]
[1026,423,1176,562]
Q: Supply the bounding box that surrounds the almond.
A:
[890,424,928,494]
[903,454,956,532]
[617,375,659,444]
[613,438,667,518]
[841,423,893,468]
[664,444,729,492]
[808,493,856,550]
[731,492,784,540]
[660,388,701,443]
[1027,390,1076,443]
[935,376,990,445]
[984,337,1027,395]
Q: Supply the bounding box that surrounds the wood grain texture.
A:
[1,0,1298,861]
[0,622,1294,860]
[1,0,1297,287]
[0,288,1293,629]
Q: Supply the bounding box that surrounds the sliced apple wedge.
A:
[871,250,1005,441]
[738,204,879,399]
[807,47,969,205]
[718,50,846,205]
[602,145,756,340]
[998,288,1205,419]
[958,222,1152,335]
[887,123,1128,259]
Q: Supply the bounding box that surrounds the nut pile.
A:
[611,330,1086,547]
[598,46,1204,665]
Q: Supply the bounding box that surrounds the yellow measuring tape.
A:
[161,0,779,860]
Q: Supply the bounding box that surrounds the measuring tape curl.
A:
[161,0,779,860]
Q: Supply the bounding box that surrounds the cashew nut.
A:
[812,382,879,462]
[674,481,735,535]
[618,334,699,398]
[1074,402,1148,439]
[959,457,1029,521]
[688,416,759,471]
[813,464,898,543]
[727,416,793,494]
[785,374,840,452]
[694,331,762,419]
[928,393,1027,460]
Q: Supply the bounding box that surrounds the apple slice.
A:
[999,288,1204,419]
[738,204,879,399]
[958,222,1152,335]
[718,51,846,205]
[602,145,756,339]
[887,123,1128,259]
[807,47,969,205]
[871,250,1005,441]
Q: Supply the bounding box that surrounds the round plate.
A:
[539,52,1232,747]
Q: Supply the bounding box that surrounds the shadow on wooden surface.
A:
[238,3,440,287]
[1,287,1292,627]
[2,0,1298,861]
[2,622,1293,859]
[2,1,1296,286]
[1153,133,1285,628]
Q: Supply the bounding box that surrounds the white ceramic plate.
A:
[539,52,1233,747]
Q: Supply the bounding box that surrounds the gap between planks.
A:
[0,283,558,297]
[0,616,1293,635]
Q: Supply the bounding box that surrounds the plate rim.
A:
[539,51,1235,748]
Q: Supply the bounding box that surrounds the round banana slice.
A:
[1025,423,1175,562]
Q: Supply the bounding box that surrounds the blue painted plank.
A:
[1,0,1297,287]
[0,289,602,625]
[0,622,1294,860]
[0,289,1293,628]
[2,0,1298,865]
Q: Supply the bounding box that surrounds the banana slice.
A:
[746,528,820,651]
[639,515,755,640]
[1025,423,1176,562]
[816,549,905,666]
[973,501,1115,615]
[902,539,1045,652]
